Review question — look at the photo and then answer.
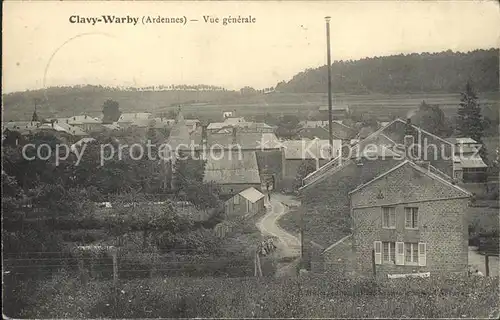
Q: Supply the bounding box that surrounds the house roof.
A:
[102,122,121,130]
[118,112,152,122]
[446,137,478,145]
[238,187,265,203]
[203,151,261,185]
[71,137,96,152]
[348,160,471,197]
[60,115,101,125]
[282,139,340,159]
[193,130,281,150]
[223,117,246,124]
[3,121,40,131]
[318,105,349,112]
[301,118,454,190]
[457,156,488,169]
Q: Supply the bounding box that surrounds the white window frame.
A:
[382,207,396,229]
[404,207,419,229]
[404,242,419,265]
[382,241,396,264]
[234,195,240,205]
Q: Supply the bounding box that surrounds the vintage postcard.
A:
[2,0,499,318]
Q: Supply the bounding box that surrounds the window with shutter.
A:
[382,207,396,229]
[405,207,418,229]
[418,242,427,266]
[382,241,396,264]
[404,242,418,265]
[395,242,405,265]
[374,241,382,265]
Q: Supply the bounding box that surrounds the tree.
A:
[410,101,452,137]
[293,160,317,191]
[456,81,487,160]
[102,99,121,124]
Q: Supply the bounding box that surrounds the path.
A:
[256,193,301,276]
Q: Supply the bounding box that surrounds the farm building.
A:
[446,137,488,183]
[224,187,265,217]
[203,150,262,199]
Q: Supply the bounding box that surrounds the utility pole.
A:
[325,16,334,158]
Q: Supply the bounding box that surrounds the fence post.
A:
[371,249,376,278]
[485,254,490,277]
[112,248,118,284]
[256,252,263,277]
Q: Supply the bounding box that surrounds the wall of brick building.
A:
[299,158,404,270]
[350,162,470,277]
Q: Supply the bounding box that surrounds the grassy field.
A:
[3,90,499,123]
[169,91,500,122]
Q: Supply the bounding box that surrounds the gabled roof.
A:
[203,151,261,185]
[300,118,454,190]
[282,139,340,159]
[238,187,265,203]
[61,115,101,125]
[348,160,471,197]
[446,137,478,145]
[118,112,152,122]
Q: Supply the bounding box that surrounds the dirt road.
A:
[256,193,301,259]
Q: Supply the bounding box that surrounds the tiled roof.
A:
[60,115,101,125]
[282,139,340,159]
[203,151,261,185]
[118,112,152,122]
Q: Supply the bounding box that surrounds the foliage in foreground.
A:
[9,272,499,319]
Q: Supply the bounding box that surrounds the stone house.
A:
[224,187,265,217]
[349,160,471,277]
[298,118,459,273]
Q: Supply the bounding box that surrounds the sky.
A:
[3,0,500,93]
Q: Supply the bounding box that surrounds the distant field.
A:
[175,92,499,122]
[3,90,498,123]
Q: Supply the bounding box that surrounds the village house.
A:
[446,137,488,183]
[224,187,265,217]
[298,120,357,143]
[117,112,153,128]
[299,118,458,274]
[59,115,102,132]
[192,126,284,191]
[203,150,262,200]
[349,160,471,277]
[281,139,340,189]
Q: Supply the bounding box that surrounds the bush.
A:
[13,275,499,318]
